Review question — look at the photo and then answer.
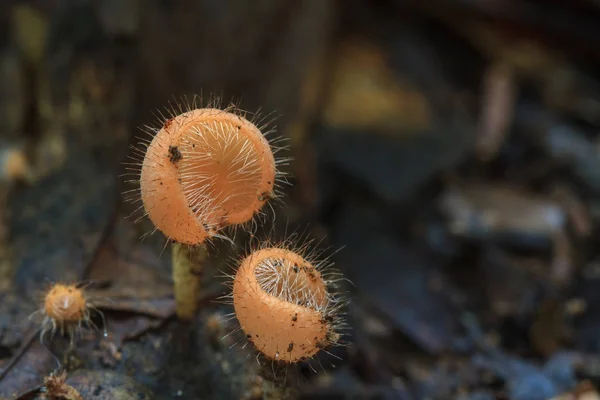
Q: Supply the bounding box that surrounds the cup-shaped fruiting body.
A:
[36,283,105,348]
[139,107,277,244]
[232,247,345,363]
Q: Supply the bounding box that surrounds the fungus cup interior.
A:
[233,248,332,362]
[140,108,276,244]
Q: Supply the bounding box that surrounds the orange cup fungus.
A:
[232,246,345,363]
[126,98,284,320]
[138,107,278,244]
[37,283,105,347]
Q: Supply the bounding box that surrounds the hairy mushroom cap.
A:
[139,108,277,244]
[44,284,87,324]
[233,247,340,363]
[33,282,106,348]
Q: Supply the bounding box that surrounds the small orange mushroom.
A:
[35,283,106,348]
[232,246,346,363]
[44,284,87,324]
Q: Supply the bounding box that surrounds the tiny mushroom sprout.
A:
[33,282,106,349]
[126,97,286,320]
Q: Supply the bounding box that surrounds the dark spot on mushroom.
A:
[321,316,335,327]
[291,314,297,322]
[258,192,272,202]
[169,146,182,163]
[287,342,294,352]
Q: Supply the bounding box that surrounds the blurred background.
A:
[1,0,600,399]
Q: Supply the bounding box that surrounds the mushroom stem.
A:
[172,242,207,320]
